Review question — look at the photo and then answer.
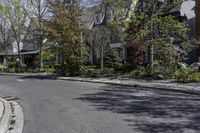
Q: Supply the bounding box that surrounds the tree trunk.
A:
[39,37,44,71]
[39,47,43,70]
[80,31,83,64]
[38,4,44,71]
[17,41,21,72]
[100,44,104,71]
[5,50,8,69]
[149,18,155,67]
[196,0,200,61]
[150,44,154,67]
[56,47,59,64]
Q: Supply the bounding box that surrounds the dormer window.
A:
[158,0,172,4]
[106,7,113,21]
[158,0,165,2]
[166,0,173,4]
[95,13,102,24]
[115,8,126,20]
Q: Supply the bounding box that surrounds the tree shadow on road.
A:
[19,75,58,80]
[76,85,200,133]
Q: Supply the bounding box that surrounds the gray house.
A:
[0,20,39,67]
[165,0,196,63]
[83,0,197,66]
[83,0,136,65]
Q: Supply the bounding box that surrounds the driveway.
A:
[0,75,200,133]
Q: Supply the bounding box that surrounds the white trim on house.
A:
[110,43,125,48]
[127,0,139,19]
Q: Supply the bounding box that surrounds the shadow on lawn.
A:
[76,85,200,133]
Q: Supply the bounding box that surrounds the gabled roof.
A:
[161,0,195,20]
[82,0,137,29]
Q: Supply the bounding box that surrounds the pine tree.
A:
[103,48,121,69]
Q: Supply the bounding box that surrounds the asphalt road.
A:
[0,75,200,133]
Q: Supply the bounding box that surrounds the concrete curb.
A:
[1,72,200,94]
[58,77,200,95]
[0,72,55,77]
[0,97,24,133]
[0,101,4,124]
[7,101,24,133]
[0,98,12,133]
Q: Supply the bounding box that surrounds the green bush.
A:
[53,64,61,72]
[0,64,6,72]
[145,65,163,77]
[145,63,175,79]
[191,73,200,82]
[26,68,41,73]
[46,68,56,73]
[8,62,15,69]
[43,64,61,73]
[118,64,134,73]
[61,56,84,76]
[26,68,34,73]
[101,68,114,75]
[130,65,169,79]
[20,64,27,72]
[104,48,122,69]
[130,67,146,78]
[174,68,200,83]
[44,65,50,69]
[84,66,96,76]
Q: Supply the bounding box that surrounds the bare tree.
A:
[25,0,49,70]
[5,0,28,71]
[0,15,12,68]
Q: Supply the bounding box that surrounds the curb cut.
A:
[0,98,12,133]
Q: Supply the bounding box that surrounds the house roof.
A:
[0,50,39,56]
[84,0,195,28]
[162,0,195,20]
[167,4,182,14]
[82,6,97,29]
[82,0,136,29]
[180,0,195,19]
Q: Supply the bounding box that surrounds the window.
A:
[95,13,102,24]
[106,8,113,21]
[96,50,100,59]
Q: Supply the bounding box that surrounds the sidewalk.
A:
[0,72,55,77]
[1,72,200,94]
[58,77,200,94]
[0,98,12,133]
[0,97,24,133]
